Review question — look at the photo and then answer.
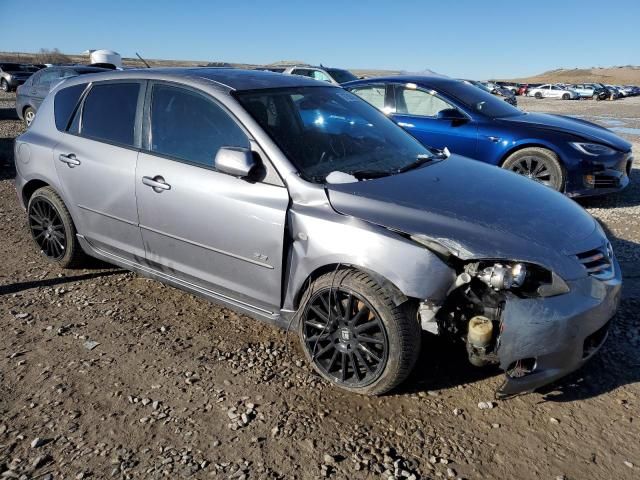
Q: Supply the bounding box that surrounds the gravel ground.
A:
[1,91,639,480]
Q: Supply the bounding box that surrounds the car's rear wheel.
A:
[27,186,85,268]
[24,107,36,127]
[502,147,565,192]
[534,92,542,99]
[562,93,570,100]
[298,269,420,395]
[0,79,9,92]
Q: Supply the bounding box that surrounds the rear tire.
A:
[24,107,36,127]
[27,186,86,268]
[562,93,570,100]
[502,147,565,192]
[534,92,542,99]
[0,79,9,92]
[298,269,420,395]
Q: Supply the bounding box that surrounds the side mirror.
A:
[437,108,467,121]
[214,147,257,178]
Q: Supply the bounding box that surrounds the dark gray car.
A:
[0,62,40,92]
[13,68,621,396]
[15,66,108,126]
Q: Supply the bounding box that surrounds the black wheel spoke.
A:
[349,352,362,381]
[310,305,329,322]
[354,349,373,373]
[340,353,347,381]
[313,342,335,359]
[358,343,382,363]
[355,320,379,333]
[357,334,384,345]
[305,319,327,331]
[327,350,340,372]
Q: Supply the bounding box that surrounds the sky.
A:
[1,0,638,79]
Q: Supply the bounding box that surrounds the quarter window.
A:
[349,85,387,111]
[149,84,249,167]
[394,87,453,117]
[81,83,140,146]
[54,83,86,132]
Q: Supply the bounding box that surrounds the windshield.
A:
[442,80,522,118]
[235,86,438,183]
[326,68,358,84]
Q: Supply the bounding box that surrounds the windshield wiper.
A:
[395,154,437,173]
[348,169,394,180]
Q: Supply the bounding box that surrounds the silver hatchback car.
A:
[14,68,621,396]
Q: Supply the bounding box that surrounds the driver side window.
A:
[394,86,453,117]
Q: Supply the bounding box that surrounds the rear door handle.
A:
[58,153,81,167]
[142,175,171,193]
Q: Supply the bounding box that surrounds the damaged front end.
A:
[419,250,622,398]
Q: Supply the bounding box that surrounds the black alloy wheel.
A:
[28,196,67,260]
[302,287,388,387]
[502,147,565,192]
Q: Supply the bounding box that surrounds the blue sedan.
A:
[343,76,633,197]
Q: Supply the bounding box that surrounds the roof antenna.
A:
[136,52,151,68]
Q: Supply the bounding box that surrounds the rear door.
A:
[135,82,289,312]
[53,80,145,261]
[389,84,478,158]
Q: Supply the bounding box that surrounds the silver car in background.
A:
[14,68,620,396]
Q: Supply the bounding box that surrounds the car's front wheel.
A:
[502,147,565,192]
[27,186,85,268]
[24,107,36,127]
[562,93,571,100]
[0,79,9,92]
[534,92,542,99]
[298,269,420,395]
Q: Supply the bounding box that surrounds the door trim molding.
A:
[139,224,274,270]
[78,204,138,226]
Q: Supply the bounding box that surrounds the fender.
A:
[282,203,456,312]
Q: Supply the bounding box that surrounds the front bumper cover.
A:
[496,257,622,397]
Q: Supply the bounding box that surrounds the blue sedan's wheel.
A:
[502,147,565,192]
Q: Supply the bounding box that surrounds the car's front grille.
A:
[593,175,619,188]
[575,243,615,280]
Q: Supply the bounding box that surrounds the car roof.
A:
[343,75,463,90]
[55,67,329,91]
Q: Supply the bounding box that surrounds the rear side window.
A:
[149,84,249,167]
[54,84,86,131]
[349,85,387,111]
[81,83,140,146]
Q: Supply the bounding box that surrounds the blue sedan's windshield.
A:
[236,87,440,182]
[443,81,522,118]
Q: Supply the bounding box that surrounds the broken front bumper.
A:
[496,257,622,396]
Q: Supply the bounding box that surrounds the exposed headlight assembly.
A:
[570,142,616,156]
[470,262,569,297]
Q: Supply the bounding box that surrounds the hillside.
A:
[506,66,640,85]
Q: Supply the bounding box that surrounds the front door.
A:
[53,81,145,260]
[136,83,289,311]
[390,84,478,158]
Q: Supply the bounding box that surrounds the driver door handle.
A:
[58,153,81,167]
[142,175,171,192]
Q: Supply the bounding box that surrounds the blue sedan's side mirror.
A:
[437,108,468,122]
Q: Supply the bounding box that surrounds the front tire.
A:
[502,147,565,192]
[562,93,570,100]
[24,107,36,127]
[298,269,420,395]
[0,79,9,92]
[534,92,542,99]
[27,186,85,268]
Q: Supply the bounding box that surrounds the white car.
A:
[256,65,358,85]
[527,84,579,100]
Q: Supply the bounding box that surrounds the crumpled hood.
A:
[327,156,601,280]
[499,113,632,152]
